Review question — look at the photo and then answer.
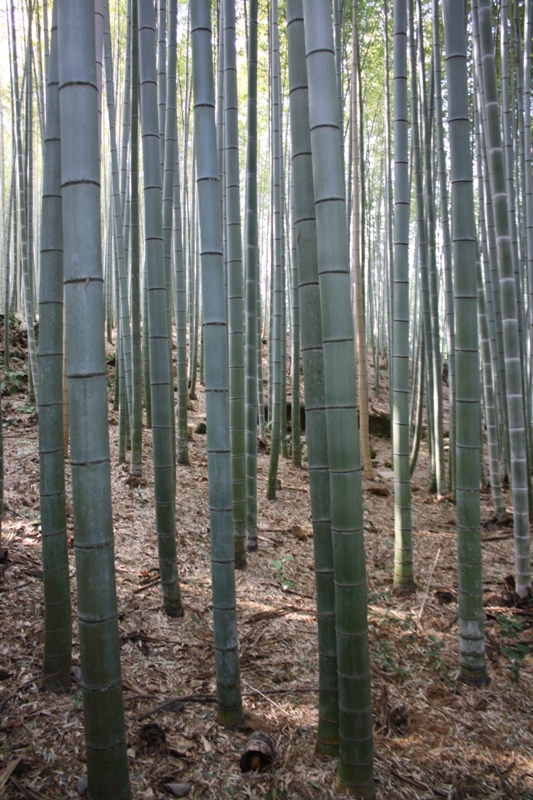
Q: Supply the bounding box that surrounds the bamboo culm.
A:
[38,4,71,694]
[190,0,243,728]
[303,3,374,794]
[477,0,531,596]
[138,0,183,617]
[57,1,130,793]
[286,0,339,757]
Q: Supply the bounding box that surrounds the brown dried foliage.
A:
[0,325,532,798]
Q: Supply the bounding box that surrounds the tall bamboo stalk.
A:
[418,0,445,496]
[500,0,530,479]
[351,0,372,480]
[442,0,488,683]
[244,0,259,551]
[103,0,133,433]
[433,0,455,497]
[58,1,130,793]
[190,0,242,728]
[10,0,39,404]
[392,0,414,591]
[162,0,177,465]
[38,4,71,694]
[303,3,374,794]
[173,37,189,467]
[138,0,183,617]
[286,0,338,756]
[472,0,510,478]
[223,0,246,568]
[478,0,531,597]
[289,180,301,467]
[523,0,533,397]
[130,0,143,477]
[408,0,436,494]
[477,252,506,517]
[266,0,283,501]
[157,0,167,170]
[474,87,506,519]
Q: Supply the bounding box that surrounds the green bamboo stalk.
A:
[38,5,71,694]
[500,0,531,479]
[138,0,183,617]
[103,0,133,433]
[280,139,289,460]
[432,0,456,497]
[117,320,128,463]
[180,8,191,338]
[408,0,435,494]
[417,0,445,496]
[199,323,205,385]
[158,0,167,170]
[286,0,338,756]
[3,166,15,370]
[442,0,488,683]
[384,0,394,413]
[472,2,511,478]
[474,87,506,519]
[120,0,132,208]
[223,0,246,568]
[256,288,266,444]
[95,0,104,144]
[217,0,225,264]
[105,199,113,344]
[410,328,425,477]
[303,3,374,794]
[1,91,7,322]
[501,0,526,371]
[142,264,152,427]
[130,0,143,478]
[244,0,259,551]
[10,0,39,405]
[513,11,527,287]
[173,95,189,466]
[43,0,49,76]
[333,0,342,130]
[289,182,301,467]
[478,0,531,597]
[480,113,510,479]
[477,250,506,517]
[34,3,45,148]
[162,0,177,465]
[57,1,130,794]
[523,0,533,401]
[5,16,18,323]
[25,16,36,336]
[190,0,242,728]
[351,0,373,480]
[392,0,414,591]
[266,0,282,501]
[138,9,150,434]
[188,165,199,398]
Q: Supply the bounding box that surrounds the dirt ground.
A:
[1,318,533,799]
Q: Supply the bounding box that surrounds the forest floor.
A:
[1,317,533,799]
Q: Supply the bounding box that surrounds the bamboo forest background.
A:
[0,0,394,355]
[1,0,533,798]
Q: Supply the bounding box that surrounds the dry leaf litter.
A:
[0,319,532,799]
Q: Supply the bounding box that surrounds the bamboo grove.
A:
[0,0,532,796]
